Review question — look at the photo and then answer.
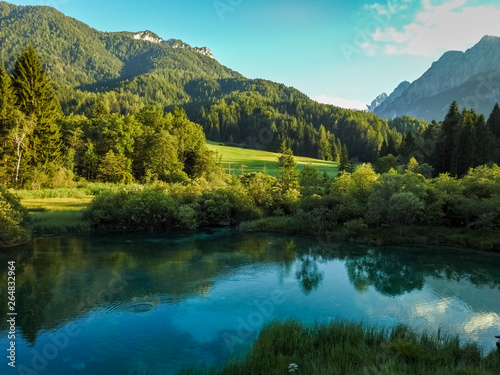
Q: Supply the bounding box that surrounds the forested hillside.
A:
[2,1,500,184]
[0,1,406,163]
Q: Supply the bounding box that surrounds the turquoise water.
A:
[1,230,499,374]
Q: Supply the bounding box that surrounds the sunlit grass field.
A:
[206,141,339,177]
[21,196,93,235]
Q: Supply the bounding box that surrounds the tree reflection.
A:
[295,252,324,294]
[0,232,296,343]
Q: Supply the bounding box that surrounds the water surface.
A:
[1,231,499,374]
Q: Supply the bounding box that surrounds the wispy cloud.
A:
[313,95,367,110]
[369,0,500,56]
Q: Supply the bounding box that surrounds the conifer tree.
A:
[486,103,500,139]
[474,114,496,167]
[486,103,500,162]
[278,141,299,193]
[12,45,62,171]
[338,144,353,173]
[0,66,17,140]
[0,66,22,181]
[433,101,461,174]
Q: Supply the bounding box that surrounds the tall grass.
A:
[21,197,93,235]
[12,182,144,199]
[179,320,500,375]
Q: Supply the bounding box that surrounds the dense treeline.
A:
[0,47,219,188]
[377,101,500,179]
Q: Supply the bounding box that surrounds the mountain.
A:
[367,93,388,112]
[0,1,239,90]
[0,1,403,163]
[373,36,500,122]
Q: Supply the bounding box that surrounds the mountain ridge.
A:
[372,35,500,121]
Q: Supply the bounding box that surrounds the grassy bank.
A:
[21,196,93,235]
[206,141,339,177]
[179,320,499,375]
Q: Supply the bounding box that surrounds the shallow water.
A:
[1,230,499,374]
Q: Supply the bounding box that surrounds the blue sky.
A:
[8,0,500,109]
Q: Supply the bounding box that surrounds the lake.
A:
[1,230,499,374]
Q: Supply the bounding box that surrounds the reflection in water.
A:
[295,253,324,294]
[0,232,499,374]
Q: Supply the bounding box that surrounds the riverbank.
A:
[239,217,500,252]
[18,198,500,251]
[10,186,500,251]
[179,320,500,375]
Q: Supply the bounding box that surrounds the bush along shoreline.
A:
[81,163,500,251]
[4,162,500,251]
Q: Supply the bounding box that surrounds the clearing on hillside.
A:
[206,141,339,177]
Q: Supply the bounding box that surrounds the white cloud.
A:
[371,0,500,56]
[313,95,367,110]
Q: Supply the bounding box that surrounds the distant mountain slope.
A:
[0,1,240,89]
[373,36,500,122]
[0,1,405,162]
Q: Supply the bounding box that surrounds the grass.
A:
[21,196,93,235]
[206,141,339,177]
[179,320,500,375]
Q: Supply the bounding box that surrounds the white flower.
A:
[288,363,299,373]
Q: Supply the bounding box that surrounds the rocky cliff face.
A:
[373,36,500,121]
[133,30,162,44]
[164,39,215,59]
[367,92,388,112]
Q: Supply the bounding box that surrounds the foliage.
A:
[0,184,29,247]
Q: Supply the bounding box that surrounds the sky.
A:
[7,0,500,110]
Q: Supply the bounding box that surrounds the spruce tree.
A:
[0,66,22,182]
[433,101,461,174]
[12,45,62,171]
[338,144,353,173]
[474,114,495,166]
[278,141,299,194]
[0,66,17,139]
[486,103,500,162]
[486,103,500,139]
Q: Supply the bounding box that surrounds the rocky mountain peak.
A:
[367,93,388,112]
[164,38,215,59]
[373,35,500,121]
[133,30,162,44]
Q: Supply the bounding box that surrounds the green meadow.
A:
[20,196,93,235]
[206,141,339,177]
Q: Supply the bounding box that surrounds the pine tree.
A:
[12,45,62,171]
[474,114,495,167]
[0,66,17,140]
[278,141,299,194]
[454,110,476,176]
[486,103,500,162]
[433,101,461,174]
[0,66,24,182]
[486,103,500,139]
[338,144,353,173]
[318,125,332,160]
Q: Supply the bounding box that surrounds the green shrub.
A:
[0,184,30,247]
[196,187,260,226]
